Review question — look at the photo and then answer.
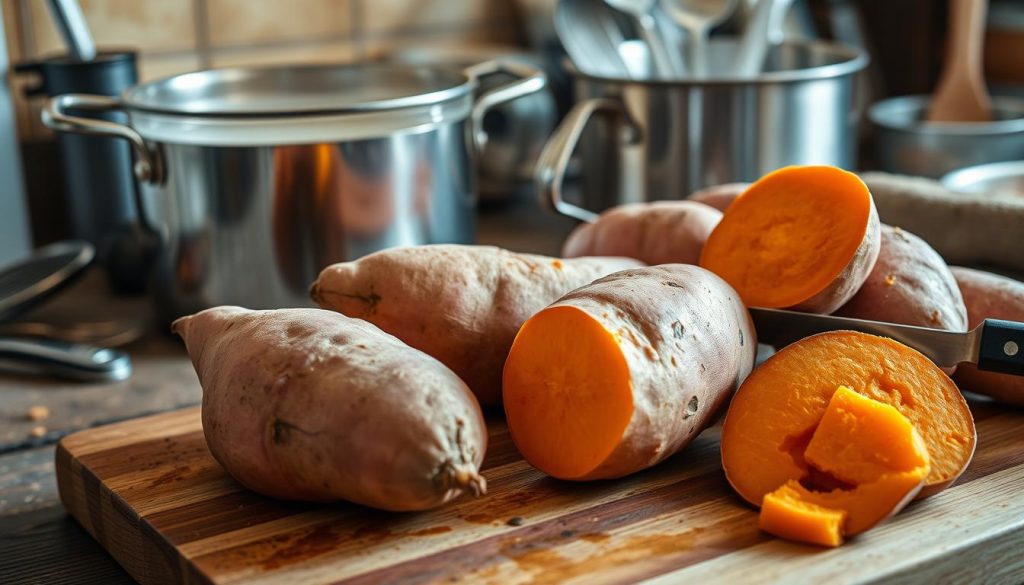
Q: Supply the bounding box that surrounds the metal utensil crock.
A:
[42,61,545,322]
[536,39,866,222]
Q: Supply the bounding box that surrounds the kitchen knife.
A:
[749,307,1024,376]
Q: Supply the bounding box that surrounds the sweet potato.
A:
[699,166,881,314]
[951,267,1024,405]
[173,306,487,512]
[310,245,642,407]
[688,182,749,212]
[835,225,967,331]
[503,264,756,480]
[721,331,976,505]
[758,387,930,547]
[561,200,722,265]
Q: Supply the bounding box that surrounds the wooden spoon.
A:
[927,0,992,123]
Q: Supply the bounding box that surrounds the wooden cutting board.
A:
[56,400,1024,585]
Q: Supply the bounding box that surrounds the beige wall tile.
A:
[363,0,518,34]
[139,53,201,82]
[362,23,519,60]
[211,41,356,68]
[27,0,196,56]
[208,0,352,47]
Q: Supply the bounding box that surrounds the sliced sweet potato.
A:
[721,331,975,505]
[688,182,750,212]
[951,266,1024,405]
[503,265,756,480]
[311,245,642,407]
[836,225,967,332]
[699,166,881,314]
[561,200,722,265]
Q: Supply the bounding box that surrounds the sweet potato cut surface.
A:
[951,267,1024,405]
[504,265,756,480]
[561,200,722,266]
[699,166,881,313]
[836,225,967,333]
[721,331,975,504]
[757,387,930,547]
[311,245,642,407]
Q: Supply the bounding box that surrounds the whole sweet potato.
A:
[173,306,487,511]
[561,200,722,265]
[836,225,967,333]
[688,182,749,212]
[311,245,643,406]
[951,267,1024,405]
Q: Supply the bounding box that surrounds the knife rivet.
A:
[1004,341,1019,357]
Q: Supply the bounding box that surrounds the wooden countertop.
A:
[0,199,575,584]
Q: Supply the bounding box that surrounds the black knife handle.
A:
[977,319,1024,376]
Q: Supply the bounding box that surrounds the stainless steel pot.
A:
[42,61,544,321]
[535,39,866,222]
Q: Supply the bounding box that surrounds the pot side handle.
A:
[463,59,547,153]
[42,94,163,184]
[534,97,638,224]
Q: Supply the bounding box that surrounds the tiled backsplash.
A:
[4,0,523,138]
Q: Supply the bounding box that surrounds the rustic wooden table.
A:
[0,200,575,584]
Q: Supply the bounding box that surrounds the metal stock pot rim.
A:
[567,39,867,87]
[121,62,474,118]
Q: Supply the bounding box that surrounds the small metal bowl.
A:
[869,95,1024,178]
[941,160,1024,197]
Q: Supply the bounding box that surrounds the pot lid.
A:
[123,63,473,117]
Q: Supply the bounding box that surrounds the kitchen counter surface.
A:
[0,197,576,584]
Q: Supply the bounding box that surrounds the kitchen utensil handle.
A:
[44,0,96,61]
[534,98,638,224]
[0,337,131,383]
[42,94,163,184]
[464,59,547,153]
[976,319,1024,376]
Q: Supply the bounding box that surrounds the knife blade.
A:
[749,307,1024,376]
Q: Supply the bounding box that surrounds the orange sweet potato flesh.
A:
[699,166,881,313]
[757,387,930,546]
[503,265,756,480]
[721,331,975,504]
[561,200,722,265]
[951,267,1024,405]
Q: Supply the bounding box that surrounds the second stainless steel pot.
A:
[42,61,544,321]
[536,39,866,222]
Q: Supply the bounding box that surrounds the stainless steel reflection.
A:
[941,160,1024,196]
[139,130,474,320]
[870,95,1024,178]
[42,62,545,321]
[536,39,866,219]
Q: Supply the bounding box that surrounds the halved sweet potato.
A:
[503,265,756,480]
[721,331,975,505]
[561,200,722,265]
[951,266,1024,405]
[699,166,881,314]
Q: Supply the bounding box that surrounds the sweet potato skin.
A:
[172,306,487,511]
[561,201,722,265]
[951,267,1024,405]
[518,265,756,480]
[836,225,967,334]
[793,199,882,314]
[311,245,643,406]
[688,183,749,212]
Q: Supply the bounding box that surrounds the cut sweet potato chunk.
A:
[721,331,975,506]
[699,166,881,313]
[504,265,756,480]
[757,387,930,546]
